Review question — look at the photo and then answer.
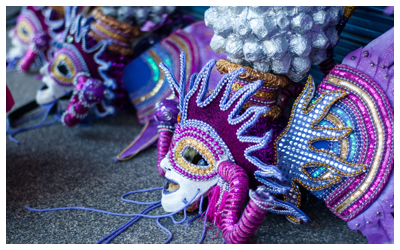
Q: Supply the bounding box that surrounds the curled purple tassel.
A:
[157,130,173,177]
[215,161,270,244]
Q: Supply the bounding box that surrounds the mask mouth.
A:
[163,178,180,195]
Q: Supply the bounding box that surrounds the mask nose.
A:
[160,156,172,171]
[39,63,49,76]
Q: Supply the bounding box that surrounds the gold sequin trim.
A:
[344,7,358,19]
[93,22,132,43]
[328,76,384,214]
[47,6,65,19]
[87,30,133,56]
[16,20,33,43]
[231,83,278,99]
[92,7,141,36]
[51,54,76,83]
[174,138,215,175]
[216,59,290,89]
[325,113,349,160]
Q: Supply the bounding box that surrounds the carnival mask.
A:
[38,43,89,104]
[36,6,128,127]
[7,6,64,72]
[159,122,229,211]
[156,53,287,212]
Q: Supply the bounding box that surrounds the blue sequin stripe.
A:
[129,44,172,99]
[134,46,176,110]
[315,96,367,201]
[330,102,360,163]
[317,83,364,165]
[307,98,360,171]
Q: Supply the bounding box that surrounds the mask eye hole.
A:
[57,61,70,77]
[50,53,77,84]
[21,26,29,36]
[183,147,208,167]
[16,21,33,43]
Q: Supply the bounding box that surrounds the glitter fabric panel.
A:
[323,65,393,221]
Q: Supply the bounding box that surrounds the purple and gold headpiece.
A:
[34,6,133,126]
[7,6,65,72]
[154,53,308,243]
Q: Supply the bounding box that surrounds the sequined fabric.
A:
[124,21,224,124]
[274,64,393,223]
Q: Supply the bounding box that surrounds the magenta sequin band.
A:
[208,161,268,244]
[323,64,393,221]
[46,7,134,126]
[273,63,393,224]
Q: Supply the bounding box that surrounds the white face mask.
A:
[160,156,218,212]
[37,63,75,105]
[159,122,232,212]
[7,30,28,61]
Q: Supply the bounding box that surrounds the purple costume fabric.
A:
[341,27,394,107]
[342,27,394,244]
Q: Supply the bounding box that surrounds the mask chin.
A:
[160,159,218,212]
